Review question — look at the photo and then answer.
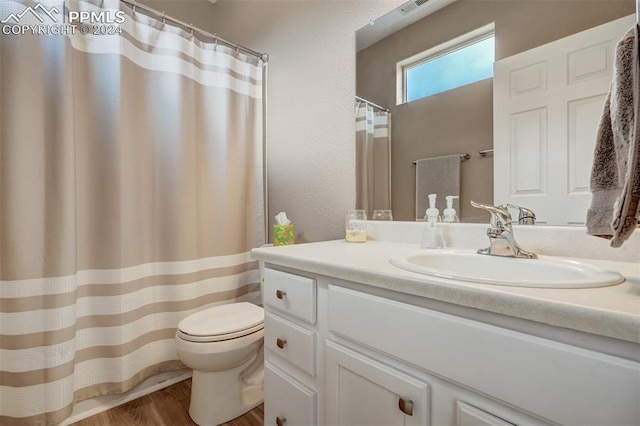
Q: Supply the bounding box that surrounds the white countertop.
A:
[251,239,640,344]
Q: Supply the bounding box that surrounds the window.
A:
[398,24,495,104]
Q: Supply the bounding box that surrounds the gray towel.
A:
[586,25,640,247]
[415,155,460,220]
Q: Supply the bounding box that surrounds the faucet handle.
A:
[470,201,512,230]
[503,204,536,225]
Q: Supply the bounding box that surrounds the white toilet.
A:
[175,302,265,426]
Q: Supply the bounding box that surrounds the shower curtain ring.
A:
[235,43,239,53]
[132,0,136,13]
[213,34,218,50]
[190,23,194,36]
[162,11,166,24]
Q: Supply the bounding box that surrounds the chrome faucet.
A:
[501,203,536,225]
[471,201,538,259]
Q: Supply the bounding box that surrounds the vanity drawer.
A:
[265,361,317,426]
[264,268,316,324]
[265,312,316,376]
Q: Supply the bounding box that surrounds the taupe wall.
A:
[357,0,634,222]
[143,1,218,33]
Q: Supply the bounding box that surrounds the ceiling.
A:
[356,0,456,51]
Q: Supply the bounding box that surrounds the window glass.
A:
[405,35,495,102]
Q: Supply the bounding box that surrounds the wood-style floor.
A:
[71,379,264,426]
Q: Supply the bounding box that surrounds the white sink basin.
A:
[389,249,624,288]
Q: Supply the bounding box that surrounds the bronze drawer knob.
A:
[398,398,414,416]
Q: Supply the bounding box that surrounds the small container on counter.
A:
[372,209,393,221]
[345,210,367,242]
[273,224,295,246]
[273,212,295,246]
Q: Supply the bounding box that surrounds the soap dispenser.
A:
[443,195,460,223]
[424,193,441,223]
[421,193,445,249]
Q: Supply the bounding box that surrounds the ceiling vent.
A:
[398,0,429,15]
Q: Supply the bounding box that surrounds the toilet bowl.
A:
[175,302,265,426]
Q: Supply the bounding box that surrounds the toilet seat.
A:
[177,302,264,343]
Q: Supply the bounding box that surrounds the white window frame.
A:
[396,23,495,105]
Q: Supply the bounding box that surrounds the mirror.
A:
[356,0,635,224]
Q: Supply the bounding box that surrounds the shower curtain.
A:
[355,101,391,217]
[0,0,265,424]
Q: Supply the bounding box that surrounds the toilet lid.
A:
[178,302,264,338]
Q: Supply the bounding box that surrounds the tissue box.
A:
[273,225,295,246]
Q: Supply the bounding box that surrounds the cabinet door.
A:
[264,362,317,426]
[325,341,430,426]
[456,401,515,426]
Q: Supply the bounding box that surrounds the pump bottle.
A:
[421,193,445,248]
[424,193,441,223]
[443,195,460,223]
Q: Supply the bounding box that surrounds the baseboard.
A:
[61,369,193,425]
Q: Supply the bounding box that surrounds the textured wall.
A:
[143,1,219,32]
[357,0,635,222]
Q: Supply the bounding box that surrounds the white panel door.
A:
[325,340,430,426]
[494,15,634,225]
[509,108,547,195]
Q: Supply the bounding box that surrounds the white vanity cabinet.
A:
[259,263,639,426]
[262,268,320,426]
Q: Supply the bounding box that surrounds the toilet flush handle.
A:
[276,289,286,299]
[276,416,287,426]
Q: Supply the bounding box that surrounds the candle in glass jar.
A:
[345,210,367,242]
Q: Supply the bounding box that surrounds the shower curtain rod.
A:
[356,96,390,112]
[119,0,269,62]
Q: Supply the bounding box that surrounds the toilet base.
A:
[188,360,264,426]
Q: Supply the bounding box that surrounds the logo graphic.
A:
[1,3,59,24]
[1,2,125,36]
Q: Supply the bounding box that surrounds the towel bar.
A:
[413,153,470,164]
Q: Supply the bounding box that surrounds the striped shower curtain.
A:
[0,0,265,423]
[355,102,391,217]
